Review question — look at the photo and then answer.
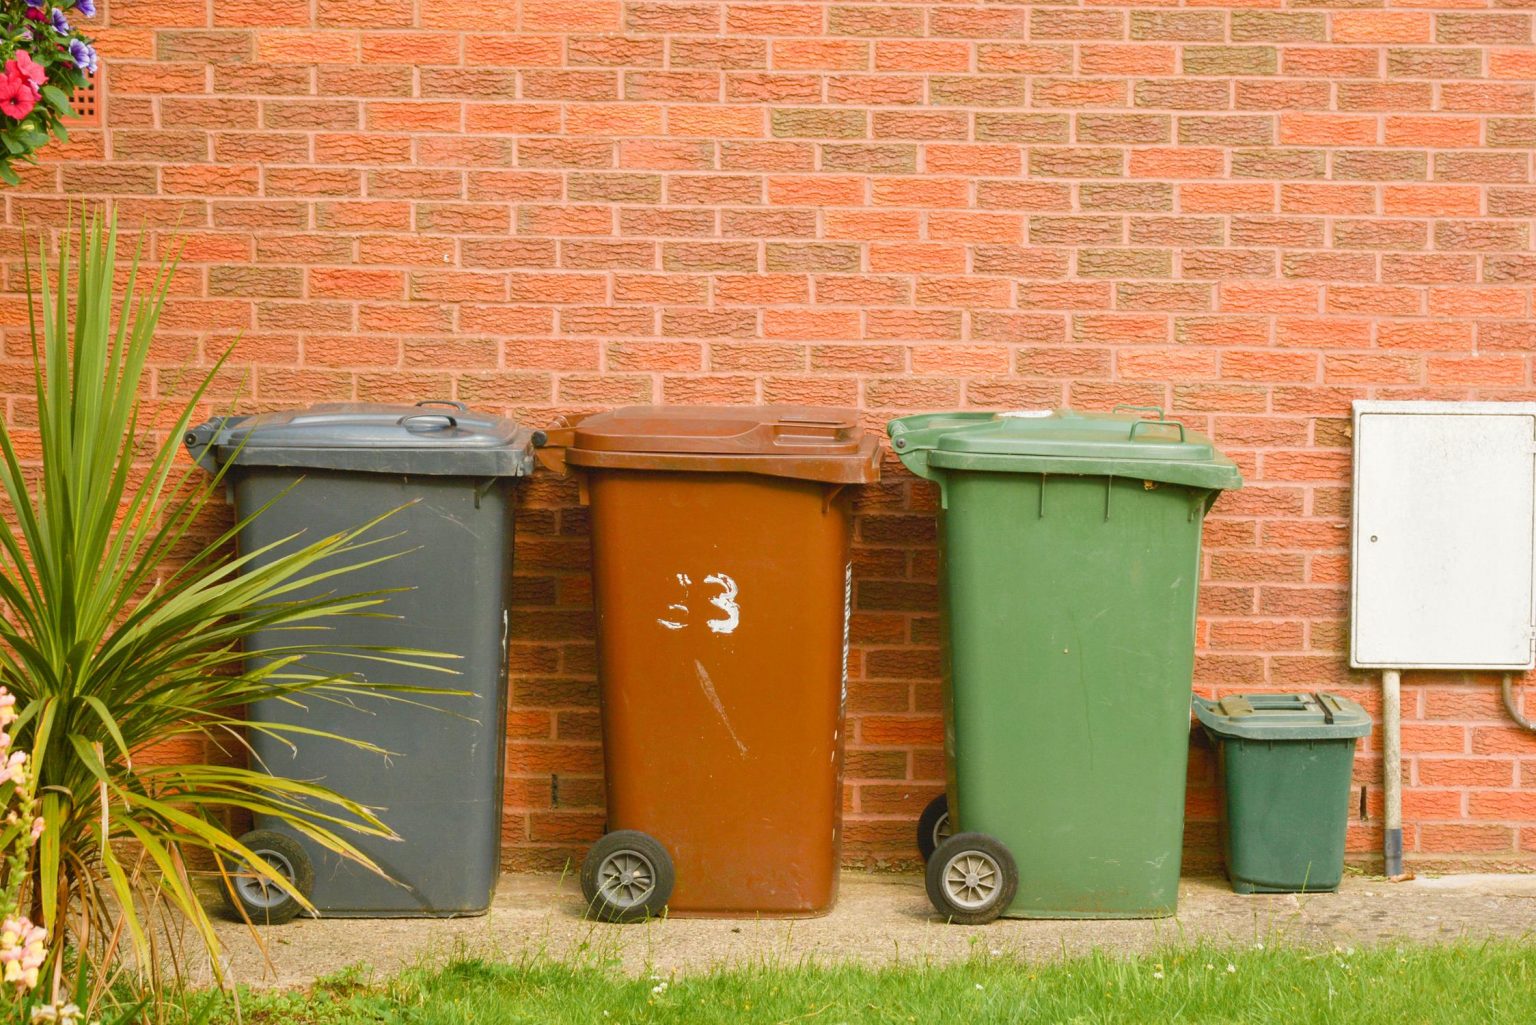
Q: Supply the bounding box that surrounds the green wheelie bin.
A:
[887,408,1241,922]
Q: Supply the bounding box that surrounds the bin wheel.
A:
[220,830,313,926]
[926,832,1018,925]
[581,830,674,923]
[916,794,953,863]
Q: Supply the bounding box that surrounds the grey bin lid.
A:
[184,402,543,477]
[1193,692,1372,742]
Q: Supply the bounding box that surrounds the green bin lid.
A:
[887,408,1242,491]
[1193,692,1372,741]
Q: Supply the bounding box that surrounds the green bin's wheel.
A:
[926,832,1018,925]
[581,830,674,923]
[221,829,313,926]
[916,794,952,863]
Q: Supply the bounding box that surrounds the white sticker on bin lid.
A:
[999,409,1053,418]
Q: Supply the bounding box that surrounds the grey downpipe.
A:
[1382,669,1404,880]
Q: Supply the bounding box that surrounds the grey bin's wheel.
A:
[222,830,313,926]
[916,793,952,863]
[926,832,1018,925]
[580,830,674,923]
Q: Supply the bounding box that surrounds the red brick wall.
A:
[8,0,1536,873]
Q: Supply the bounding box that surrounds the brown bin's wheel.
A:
[220,829,313,926]
[581,830,674,923]
[926,832,1018,925]
[916,793,953,863]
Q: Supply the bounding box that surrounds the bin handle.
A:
[533,413,592,477]
[1311,692,1337,725]
[415,399,468,413]
[399,412,457,431]
[1128,418,1185,443]
[1113,404,1165,419]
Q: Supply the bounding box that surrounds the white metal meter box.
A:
[1351,401,1536,670]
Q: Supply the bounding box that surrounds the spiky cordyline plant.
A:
[0,211,451,1002]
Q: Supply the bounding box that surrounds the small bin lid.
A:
[888,407,1241,491]
[564,405,880,484]
[1193,692,1372,741]
[185,401,541,477]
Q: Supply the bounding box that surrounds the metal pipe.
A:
[1502,674,1536,733]
[1382,669,1404,879]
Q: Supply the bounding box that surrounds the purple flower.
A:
[23,0,43,9]
[18,29,31,41]
[68,39,94,74]
[71,0,93,16]
[50,8,70,33]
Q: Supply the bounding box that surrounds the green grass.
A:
[162,940,1536,1025]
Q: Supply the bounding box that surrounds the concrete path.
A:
[207,871,1536,989]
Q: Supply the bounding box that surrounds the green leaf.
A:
[42,84,71,115]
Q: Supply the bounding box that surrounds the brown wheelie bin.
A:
[541,406,881,920]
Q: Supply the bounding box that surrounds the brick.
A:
[1077,115,1169,146]
[826,6,906,37]
[1333,150,1429,182]
[1134,79,1231,111]
[1338,83,1433,113]
[975,113,1070,144]
[1388,116,1480,149]
[1077,249,1171,279]
[772,108,867,139]
[1029,148,1124,179]
[1030,9,1124,40]
[1388,48,1484,79]
[624,71,720,102]
[1183,47,1278,76]
[1333,12,1432,44]
[1437,14,1532,46]
[1078,44,1174,76]
[963,44,1066,76]
[1178,117,1275,147]
[1032,80,1127,110]
[931,7,1027,38]
[930,76,1026,108]
[1440,84,1536,114]
[1236,81,1330,114]
[771,38,868,71]
[522,0,619,31]
[1280,115,1378,147]
[827,74,924,106]
[875,41,969,73]
[1232,12,1327,42]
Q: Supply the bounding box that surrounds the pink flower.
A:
[0,63,39,120]
[11,51,44,88]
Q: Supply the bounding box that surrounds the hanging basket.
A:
[0,0,97,184]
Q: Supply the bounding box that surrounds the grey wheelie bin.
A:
[185,401,540,919]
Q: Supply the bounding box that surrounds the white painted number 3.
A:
[657,572,740,635]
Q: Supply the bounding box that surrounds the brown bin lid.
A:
[565,405,880,484]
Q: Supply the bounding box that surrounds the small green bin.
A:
[1194,692,1371,894]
